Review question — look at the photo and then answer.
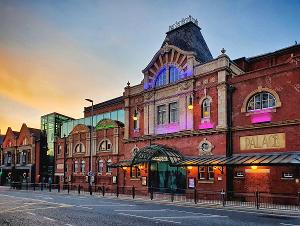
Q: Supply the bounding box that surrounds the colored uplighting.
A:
[199,122,214,129]
[251,165,258,170]
[188,95,193,110]
[251,111,272,124]
[187,166,193,170]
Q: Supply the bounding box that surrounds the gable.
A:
[2,127,18,148]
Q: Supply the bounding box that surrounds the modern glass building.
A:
[60,109,125,138]
[41,113,74,180]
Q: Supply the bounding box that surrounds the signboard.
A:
[188,178,195,189]
[141,176,147,186]
[240,133,285,151]
[112,176,117,184]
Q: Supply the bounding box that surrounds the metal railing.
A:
[7,182,300,211]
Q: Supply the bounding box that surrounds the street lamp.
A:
[85,98,94,194]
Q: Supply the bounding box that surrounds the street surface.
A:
[0,189,299,226]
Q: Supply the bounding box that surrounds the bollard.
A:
[58,184,60,193]
[78,185,81,194]
[89,184,92,196]
[132,186,135,199]
[41,183,43,191]
[68,184,70,194]
[171,189,174,202]
[33,183,36,191]
[255,191,260,209]
[102,185,105,196]
[26,182,28,191]
[49,184,52,192]
[150,186,153,200]
[116,186,119,198]
[194,188,197,204]
[221,189,226,207]
[298,192,300,210]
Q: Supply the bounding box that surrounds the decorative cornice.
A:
[233,119,300,131]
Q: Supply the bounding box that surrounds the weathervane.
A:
[169,15,199,32]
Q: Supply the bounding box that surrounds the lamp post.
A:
[85,98,94,194]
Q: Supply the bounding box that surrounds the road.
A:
[0,189,299,226]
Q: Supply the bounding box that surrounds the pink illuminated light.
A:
[251,111,272,124]
[199,122,214,129]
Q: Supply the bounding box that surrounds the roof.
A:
[132,145,183,165]
[174,152,300,166]
[41,112,74,120]
[28,127,42,139]
[163,21,213,63]
[84,96,124,112]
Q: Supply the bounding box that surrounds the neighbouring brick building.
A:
[54,16,300,197]
[0,124,47,185]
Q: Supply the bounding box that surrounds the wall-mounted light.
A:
[138,165,144,170]
[187,166,193,170]
[133,110,138,121]
[251,165,258,170]
[188,95,193,110]
[122,166,127,171]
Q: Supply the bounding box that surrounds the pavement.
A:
[0,188,300,226]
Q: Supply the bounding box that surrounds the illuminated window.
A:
[169,102,178,123]
[202,98,211,118]
[98,160,104,174]
[107,159,112,173]
[198,166,206,180]
[155,68,167,87]
[81,160,85,173]
[169,66,182,83]
[247,92,276,112]
[198,166,214,181]
[99,140,112,151]
[208,166,214,180]
[133,111,139,130]
[22,138,28,146]
[74,161,78,172]
[130,166,140,178]
[157,105,167,125]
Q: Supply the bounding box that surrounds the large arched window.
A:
[247,92,276,112]
[99,139,112,151]
[202,98,211,118]
[74,143,85,153]
[155,68,167,87]
[169,66,182,83]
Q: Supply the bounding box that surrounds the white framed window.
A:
[98,160,104,174]
[107,159,112,173]
[157,105,167,125]
[169,102,178,123]
[198,166,214,181]
[99,139,112,151]
[74,161,78,172]
[247,92,276,112]
[130,166,141,178]
[208,166,214,181]
[81,160,85,173]
[198,166,206,180]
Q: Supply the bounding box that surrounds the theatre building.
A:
[55,16,300,196]
[0,124,47,185]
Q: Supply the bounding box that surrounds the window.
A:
[202,99,211,118]
[57,145,61,155]
[130,166,141,178]
[155,68,167,87]
[99,140,112,151]
[169,102,178,123]
[235,171,245,178]
[133,111,139,130]
[21,151,27,165]
[107,159,112,173]
[198,166,214,181]
[66,144,69,155]
[81,161,85,173]
[22,138,28,146]
[247,92,276,112]
[74,161,78,172]
[169,66,182,83]
[74,143,85,153]
[157,105,167,125]
[282,172,294,179]
[98,160,104,174]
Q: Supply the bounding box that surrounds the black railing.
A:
[7,183,300,211]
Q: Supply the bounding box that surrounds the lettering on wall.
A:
[240,133,285,150]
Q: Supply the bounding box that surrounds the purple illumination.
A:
[156,123,179,134]
[251,111,272,123]
[199,121,214,129]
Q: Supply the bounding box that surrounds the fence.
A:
[8,182,300,211]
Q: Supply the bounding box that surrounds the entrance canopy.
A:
[174,152,300,167]
[132,145,184,165]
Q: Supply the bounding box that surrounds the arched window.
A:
[169,66,182,83]
[247,92,276,112]
[81,160,85,173]
[22,138,28,146]
[99,139,112,151]
[155,68,167,87]
[107,159,112,173]
[98,160,104,174]
[74,143,85,153]
[202,98,211,118]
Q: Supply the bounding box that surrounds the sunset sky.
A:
[1,0,300,133]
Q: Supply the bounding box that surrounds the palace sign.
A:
[240,133,285,150]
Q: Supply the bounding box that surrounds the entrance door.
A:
[149,161,186,193]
